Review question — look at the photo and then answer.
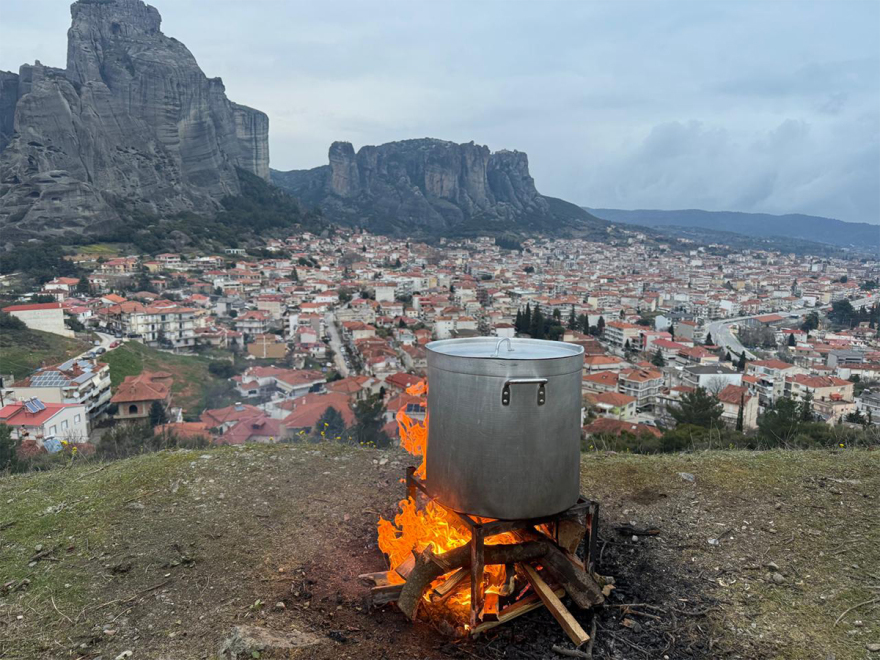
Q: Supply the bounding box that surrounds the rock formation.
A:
[272,138,605,236]
[0,0,269,238]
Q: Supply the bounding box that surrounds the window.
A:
[128,404,138,415]
[49,425,57,436]
[74,414,81,423]
[61,420,69,431]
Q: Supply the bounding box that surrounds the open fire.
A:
[366,381,606,644]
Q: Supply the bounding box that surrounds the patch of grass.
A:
[102,342,236,415]
[0,327,90,379]
[67,243,128,257]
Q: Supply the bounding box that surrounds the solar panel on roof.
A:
[24,398,46,414]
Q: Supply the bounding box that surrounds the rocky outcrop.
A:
[0,0,270,238]
[271,138,604,236]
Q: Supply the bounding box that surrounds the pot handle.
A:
[501,378,548,406]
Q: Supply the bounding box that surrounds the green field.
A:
[102,341,236,415]
[0,327,90,379]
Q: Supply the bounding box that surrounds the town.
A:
[1,229,878,464]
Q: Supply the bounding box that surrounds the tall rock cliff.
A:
[0,0,269,238]
[271,138,606,236]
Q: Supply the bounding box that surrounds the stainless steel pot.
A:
[425,337,584,520]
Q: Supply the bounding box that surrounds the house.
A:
[784,374,855,424]
[111,371,173,421]
[582,371,619,394]
[2,302,73,338]
[604,321,642,349]
[0,399,89,446]
[282,392,356,434]
[217,414,287,445]
[618,368,663,410]
[715,384,758,431]
[201,403,263,432]
[2,358,112,422]
[680,365,742,392]
[583,417,662,439]
[586,391,637,420]
[235,310,272,336]
[746,359,807,407]
[583,355,624,373]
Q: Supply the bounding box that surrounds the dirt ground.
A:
[0,445,877,659]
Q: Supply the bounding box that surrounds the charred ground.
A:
[0,446,877,659]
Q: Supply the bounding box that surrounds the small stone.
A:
[766,561,779,571]
[678,472,696,483]
[771,572,785,584]
[378,457,388,466]
[114,652,133,660]
[867,643,880,653]
[274,601,286,611]
[34,544,43,553]
[631,535,639,543]
[708,538,720,546]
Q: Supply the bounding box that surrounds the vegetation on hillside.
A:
[102,342,236,416]
[0,322,89,379]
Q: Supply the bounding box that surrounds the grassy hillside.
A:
[0,447,875,659]
[0,327,90,379]
[102,342,235,415]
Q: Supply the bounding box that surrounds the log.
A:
[523,564,590,647]
[556,518,587,555]
[472,587,565,634]
[397,541,549,621]
[429,567,469,603]
[540,543,605,609]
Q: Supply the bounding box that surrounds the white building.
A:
[2,358,112,422]
[2,302,73,337]
[0,399,89,446]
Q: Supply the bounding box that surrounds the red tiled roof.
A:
[111,372,172,404]
[583,417,662,438]
[2,302,62,312]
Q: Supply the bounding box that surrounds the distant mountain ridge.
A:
[586,208,879,253]
[272,139,609,237]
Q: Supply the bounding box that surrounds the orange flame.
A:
[379,382,514,615]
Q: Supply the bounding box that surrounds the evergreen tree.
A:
[725,351,732,363]
[568,306,577,330]
[353,395,390,448]
[669,324,675,339]
[597,316,605,336]
[651,349,665,367]
[757,398,801,445]
[149,401,169,427]
[552,308,562,324]
[735,394,745,432]
[799,391,813,422]
[787,333,796,347]
[736,352,747,372]
[314,406,347,440]
[529,308,545,339]
[670,387,723,429]
[515,309,523,334]
[523,304,532,334]
[0,424,20,474]
[579,314,589,335]
[704,332,713,346]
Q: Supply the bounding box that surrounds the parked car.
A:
[109,341,121,349]
[96,347,107,355]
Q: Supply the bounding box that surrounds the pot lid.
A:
[427,337,584,361]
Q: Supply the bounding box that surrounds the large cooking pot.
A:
[425,337,584,520]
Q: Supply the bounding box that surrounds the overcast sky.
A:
[1,0,878,224]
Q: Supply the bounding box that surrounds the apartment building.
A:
[618,368,663,410]
[745,359,807,407]
[2,358,112,422]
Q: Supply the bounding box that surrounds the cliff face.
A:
[271,138,603,236]
[0,0,270,238]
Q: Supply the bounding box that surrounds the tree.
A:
[524,266,535,274]
[736,352,747,372]
[787,333,796,347]
[724,351,732,363]
[567,306,577,330]
[801,311,819,332]
[651,349,665,367]
[314,406,347,440]
[580,314,589,335]
[352,395,390,448]
[515,309,523,334]
[0,424,20,474]
[149,401,169,427]
[704,332,713,346]
[670,387,723,429]
[523,304,532,335]
[799,391,813,422]
[735,395,745,432]
[529,308,545,339]
[757,398,801,445]
[597,316,605,336]
[845,409,866,425]
[552,308,562,324]
[828,300,855,327]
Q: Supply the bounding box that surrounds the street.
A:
[324,311,350,377]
